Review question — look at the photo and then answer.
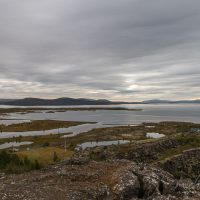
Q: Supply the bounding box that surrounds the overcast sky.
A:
[0,0,200,101]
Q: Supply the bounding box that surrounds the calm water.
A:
[1,104,200,124]
[0,123,122,139]
[0,104,200,139]
[0,119,31,125]
[0,104,199,149]
[76,140,130,150]
[0,141,33,149]
[146,132,165,139]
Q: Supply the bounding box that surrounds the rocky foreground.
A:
[1,123,200,200]
[0,156,200,200]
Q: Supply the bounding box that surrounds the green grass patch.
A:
[0,150,40,174]
[157,134,200,162]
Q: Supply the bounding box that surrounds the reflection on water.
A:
[76,140,130,150]
[0,141,33,149]
[146,132,165,139]
[2,104,200,125]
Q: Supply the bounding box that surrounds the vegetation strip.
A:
[0,107,142,116]
[0,120,85,132]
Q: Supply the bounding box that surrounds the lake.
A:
[0,141,33,150]
[76,140,130,150]
[1,104,200,125]
[0,103,200,139]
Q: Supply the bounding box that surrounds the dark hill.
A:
[0,98,200,106]
[0,97,121,106]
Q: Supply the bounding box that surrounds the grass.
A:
[67,125,147,145]
[0,120,84,132]
[1,121,200,175]
[157,134,200,163]
[16,147,74,166]
[0,150,41,174]
[1,121,198,151]
[0,125,148,148]
[1,121,200,167]
[0,133,66,146]
[0,146,73,173]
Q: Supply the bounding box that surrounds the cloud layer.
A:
[0,0,200,100]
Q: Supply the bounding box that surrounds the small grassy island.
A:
[0,107,142,116]
[0,120,85,132]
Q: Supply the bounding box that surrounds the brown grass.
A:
[16,147,74,166]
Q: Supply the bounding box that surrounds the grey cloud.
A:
[0,0,200,100]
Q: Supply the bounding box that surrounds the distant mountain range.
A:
[142,99,200,104]
[0,98,199,106]
[0,98,125,106]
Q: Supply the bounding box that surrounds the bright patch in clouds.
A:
[0,0,200,100]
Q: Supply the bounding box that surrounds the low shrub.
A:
[0,150,41,173]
